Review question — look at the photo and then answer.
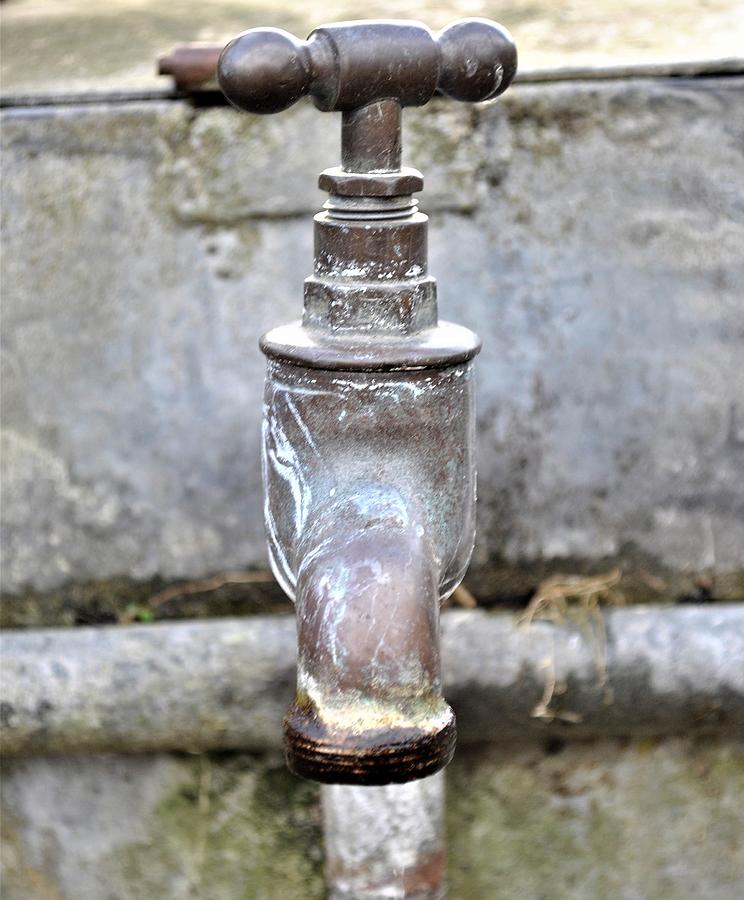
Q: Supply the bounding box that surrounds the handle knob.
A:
[218,19,517,115]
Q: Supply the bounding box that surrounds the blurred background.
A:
[3,0,744,93]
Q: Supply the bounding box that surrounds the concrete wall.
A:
[3,738,743,899]
[3,76,744,595]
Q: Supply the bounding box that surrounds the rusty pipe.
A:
[323,773,446,899]
[262,354,477,785]
[158,43,222,89]
[285,486,455,783]
[218,19,516,785]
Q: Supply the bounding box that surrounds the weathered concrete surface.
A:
[2,738,743,899]
[446,737,744,900]
[0,751,324,900]
[3,606,743,756]
[2,0,743,94]
[2,78,744,593]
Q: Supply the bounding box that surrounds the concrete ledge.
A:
[2,605,742,756]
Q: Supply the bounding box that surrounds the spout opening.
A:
[284,702,456,785]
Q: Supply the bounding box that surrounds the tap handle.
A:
[218,19,517,115]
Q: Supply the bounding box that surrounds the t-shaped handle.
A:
[218,18,516,115]
[218,19,516,175]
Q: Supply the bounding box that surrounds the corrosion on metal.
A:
[323,771,446,899]
[217,20,516,116]
[157,43,223,89]
[215,19,517,786]
[285,702,456,786]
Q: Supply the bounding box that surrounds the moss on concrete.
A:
[107,754,324,900]
[446,738,744,899]
[3,550,741,628]
[2,739,743,898]
[1,811,70,900]
[463,546,744,607]
[0,572,290,628]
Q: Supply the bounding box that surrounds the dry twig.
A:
[147,570,275,609]
[520,569,625,717]
[119,570,277,623]
[451,584,478,608]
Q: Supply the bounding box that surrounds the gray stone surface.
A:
[2,738,743,899]
[0,751,324,899]
[2,78,744,592]
[3,606,744,756]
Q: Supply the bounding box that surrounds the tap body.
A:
[257,116,481,781]
[218,18,517,784]
[263,357,476,782]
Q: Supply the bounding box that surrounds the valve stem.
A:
[342,99,403,174]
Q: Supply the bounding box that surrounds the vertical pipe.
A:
[341,99,402,173]
[284,485,455,785]
[322,772,446,899]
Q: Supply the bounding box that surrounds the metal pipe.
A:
[323,772,445,900]
[2,605,742,757]
[222,20,517,785]
[157,43,222,89]
[285,488,455,784]
[341,100,402,173]
[215,19,517,787]
[260,142,476,785]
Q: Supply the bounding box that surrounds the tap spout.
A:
[285,486,455,785]
[262,358,477,785]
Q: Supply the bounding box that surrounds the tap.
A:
[218,19,517,784]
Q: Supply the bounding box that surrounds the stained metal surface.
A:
[261,179,476,782]
[341,100,402,173]
[265,362,475,783]
[216,18,516,785]
[323,772,446,899]
[217,20,516,116]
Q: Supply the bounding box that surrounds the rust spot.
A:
[284,702,456,785]
[403,848,447,896]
